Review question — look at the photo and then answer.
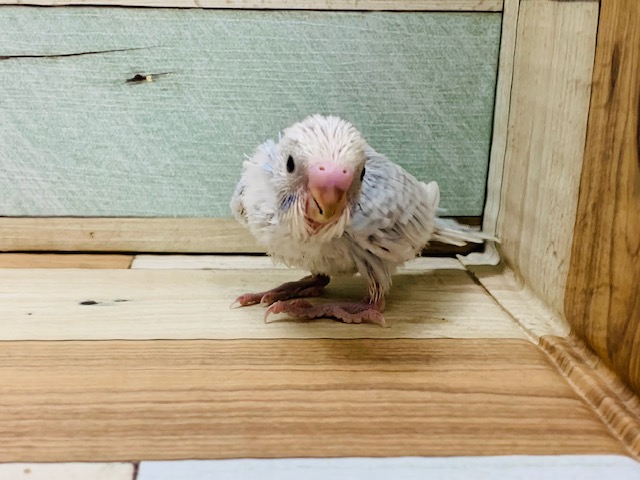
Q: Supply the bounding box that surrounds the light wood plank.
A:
[0,8,499,218]
[481,0,519,236]
[564,0,640,394]
[495,0,598,317]
[0,267,526,340]
[0,218,260,253]
[0,463,134,480]
[0,0,504,11]
[0,339,625,461]
[138,456,640,480]
[0,253,133,269]
[0,217,485,255]
[131,255,464,271]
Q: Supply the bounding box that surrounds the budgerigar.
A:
[230,115,487,326]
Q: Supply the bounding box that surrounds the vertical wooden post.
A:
[565,0,640,392]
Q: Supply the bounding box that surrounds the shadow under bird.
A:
[230,115,490,326]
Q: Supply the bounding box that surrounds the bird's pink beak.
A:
[306,162,354,224]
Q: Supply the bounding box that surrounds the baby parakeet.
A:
[231,115,486,326]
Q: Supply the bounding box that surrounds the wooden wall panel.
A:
[494,0,598,316]
[0,8,500,218]
[565,0,640,393]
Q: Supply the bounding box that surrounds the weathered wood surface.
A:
[0,8,500,218]
[565,0,640,394]
[0,339,626,461]
[493,0,598,316]
[0,0,505,10]
[0,265,526,340]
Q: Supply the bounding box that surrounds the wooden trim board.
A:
[0,217,484,255]
[0,0,504,11]
[481,0,520,237]
[0,253,133,269]
[0,218,260,254]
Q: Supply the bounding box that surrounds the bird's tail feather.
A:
[432,217,496,247]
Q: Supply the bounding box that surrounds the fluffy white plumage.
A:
[231,115,485,320]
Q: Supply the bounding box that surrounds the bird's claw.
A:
[263,299,387,327]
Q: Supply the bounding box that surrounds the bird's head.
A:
[274,115,367,237]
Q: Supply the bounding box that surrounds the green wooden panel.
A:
[0,8,500,217]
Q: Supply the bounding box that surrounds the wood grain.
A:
[0,8,499,218]
[0,218,260,253]
[541,335,640,459]
[0,217,482,254]
[0,253,133,269]
[0,0,504,10]
[495,0,598,316]
[0,339,625,461]
[565,0,640,393]
[481,0,519,236]
[0,266,527,340]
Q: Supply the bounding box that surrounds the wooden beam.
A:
[0,0,504,11]
[565,0,640,393]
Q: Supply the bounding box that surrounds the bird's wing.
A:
[230,139,278,227]
[346,146,440,263]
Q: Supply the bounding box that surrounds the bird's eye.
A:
[287,155,295,173]
[360,166,366,181]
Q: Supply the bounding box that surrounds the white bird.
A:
[230,115,487,326]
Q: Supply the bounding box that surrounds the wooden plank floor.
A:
[0,254,637,470]
[0,339,626,461]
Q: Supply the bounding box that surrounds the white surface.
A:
[138,456,640,480]
[0,463,133,480]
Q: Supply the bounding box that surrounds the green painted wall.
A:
[0,8,501,217]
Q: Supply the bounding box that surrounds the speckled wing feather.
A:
[346,146,440,265]
[230,139,278,231]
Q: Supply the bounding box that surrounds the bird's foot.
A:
[265,299,386,327]
[232,274,330,307]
